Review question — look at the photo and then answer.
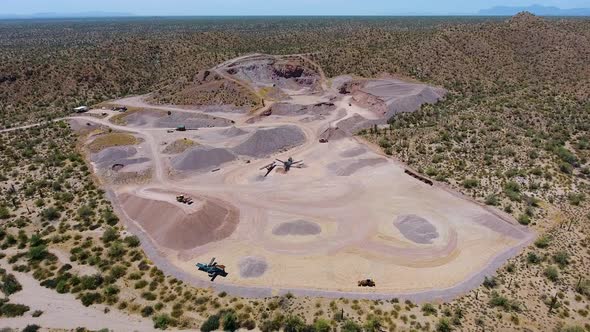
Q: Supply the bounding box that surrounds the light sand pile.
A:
[272,220,321,236]
[238,256,268,278]
[232,126,305,158]
[394,215,439,244]
[172,146,236,171]
[328,158,387,176]
[119,193,239,250]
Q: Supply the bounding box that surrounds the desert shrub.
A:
[23,325,41,332]
[436,318,453,332]
[241,319,256,330]
[567,193,586,206]
[32,310,43,317]
[141,305,154,317]
[534,235,551,248]
[101,227,119,243]
[1,273,22,296]
[342,320,362,332]
[462,178,478,189]
[553,251,570,267]
[222,311,240,332]
[102,209,119,225]
[517,214,530,225]
[283,315,306,332]
[421,303,438,316]
[124,235,140,247]
[527,252,541,264]
[363,316,382,332]
[489,292,520,312]
[0,303,30,317]
[314,319,331,332]
[201,313,221,332]
[41,207,60,221]
[485,194,499,206]
[0,206,10,219]
[153,314,173,330]
[28,244,48,261]
[544,266,560,282]
[80,292,102,306]
[483,276,498,289]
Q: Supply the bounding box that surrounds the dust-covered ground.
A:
[75,54,532,300]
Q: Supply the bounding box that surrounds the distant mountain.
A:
[0,11,134,19]
[479,4,590,16]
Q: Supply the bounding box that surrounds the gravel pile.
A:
[394,215,439,244]
[271,102,335,117]
[238,256,268,278]
[172,146,237,171]
[272,220,321,236]
[232,125,305,158]
[221,126,248,137]
[155,112,233,129]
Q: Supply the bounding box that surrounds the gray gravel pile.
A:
[238,256,268,278]
[91,146,149,169]
[232,125,305,158]
[155,112,233,129]
[221,126,248,137]
[271,102,335,117]
[172,146,237,171]
[272,220,321,236]
[394,215,439,244]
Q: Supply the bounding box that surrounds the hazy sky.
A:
[2,0,589,16]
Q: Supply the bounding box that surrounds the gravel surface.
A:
[328,158,387,176]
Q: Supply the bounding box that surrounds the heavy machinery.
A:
[196,257,228,281]
[260,157,303,177]
[176,194,193,205]
[358,279,376,287]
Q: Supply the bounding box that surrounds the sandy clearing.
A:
[0,258,159,332]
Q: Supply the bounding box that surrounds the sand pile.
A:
[232,126,305,158]
[119,194,239,250]
[172,146,236,172]
[394,215,439,244]
[328,158,387,176]
[318,126,348,142]
[238,256,268,278]
[272,220,321,236]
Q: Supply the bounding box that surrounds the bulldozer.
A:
[176,194,193,205]
[358,279,376,287]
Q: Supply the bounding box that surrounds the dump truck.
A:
[176,194,193,205]
[358,279,376,287]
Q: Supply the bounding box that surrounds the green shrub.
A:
[153,314,173,330]
[201,313,221,332]
[553,251,570,267]
[421,303,438,316]
[80,292,102,306]
[41,207,60,221]
[342,320,362,332]
[222,311,240,332]
[436,317,453,332]
[0,303,30,317]
[462,178,478,189]
[314,319,331,332]
[544,266,559,282]
[141,306,154,317]
[534,236,551,248]
[1,273,22,296]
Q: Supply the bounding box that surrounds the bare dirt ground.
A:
[70,53,532,301]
